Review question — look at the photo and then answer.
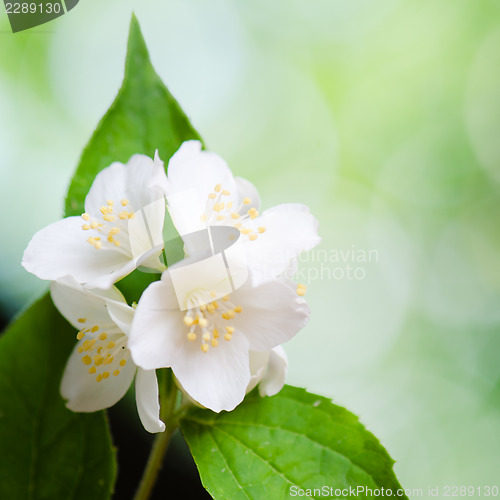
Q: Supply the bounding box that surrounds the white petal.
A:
[85,154,167,216]
[235,177,261,212]
[106,300,135,337]
[165,141,237,234]
[243,203,321,281]
[246,350,270,394]
[50,276,125,331]
[172,331,251,412]
[258,346,288,397]
[22,217,132,286]
[128,278,186,369]
[230,277,310,351]
[60,340,136,412]
[135,368,165,433]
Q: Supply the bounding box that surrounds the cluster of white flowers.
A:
[23,141,321,433]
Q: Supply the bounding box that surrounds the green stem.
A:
[133,369,179,500]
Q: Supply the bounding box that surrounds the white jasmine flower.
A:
[51,276,165,433]
[128,271,310,413]
[23,153,168,289]
[162,141,321,282]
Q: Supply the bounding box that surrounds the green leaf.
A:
[64,13,202,218]
[0,294,116,500]
[181,386,406,500]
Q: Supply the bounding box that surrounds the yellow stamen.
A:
[82,224,90,230]
[249,234,258,241]
[187,332,197,341]
[102,372,109,380]
[113,370,120,376]
[77,318,86,323]
[243,198,251,205]
[103,214,115,222]
[224,333,232,341]
[296,284,307,296]
[211,338,219,347]
[226,326,235,334]
[198,317,208,328]
[96,374,103,382]
[81,213,90,221]
[258,226,266,233]
[107,341,115,349]
[213,329,220,338]
[91,325,99,333]
[231,212,240,219]
[99,332,107,341]
[201,344,209,353]
[234,306,242,313]
[121,199,129,206]
[203,332,210,342]
[222,189,230,196]
[183,316,194,326]
[81,355,92,365]
[248,208,259,219]
[119,359,127,367]
[208,193,217,199]
[119,211,129,220]
[214,184,222,192]
[93,355,104,366]
[76,331,85,340]
[88,366,96,374]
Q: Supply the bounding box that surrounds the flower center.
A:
[81,198,135,251]
[200,184,266,241]
[183,294,243,354]
[76,324,130,382]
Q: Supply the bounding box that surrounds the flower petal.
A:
[258,346,288,397]
[230,277,310,351]
[235,176,261,212]
[135,368,165,433]
[50,276,125,331]
[128,279,186,369]
[165,141,237,234]
[172,331,251,412]
[60,341,136,412]
[243,203,321,280]
[246,350,270,393]
[22,217,133,287]
[106,300,135,337]
[84,154,167,217]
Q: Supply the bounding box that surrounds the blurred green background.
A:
[1,0,500,496]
